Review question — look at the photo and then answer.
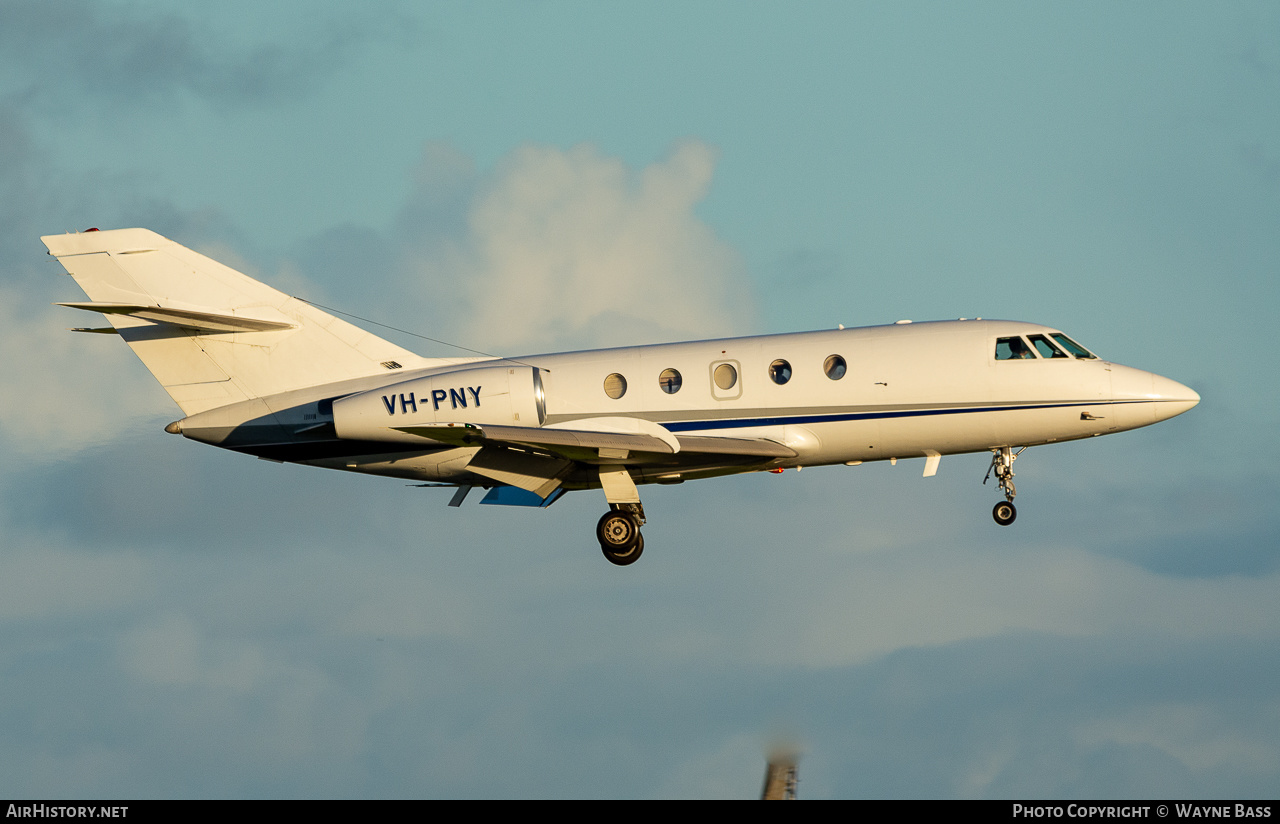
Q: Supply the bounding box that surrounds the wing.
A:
[393,421,797,463]
[392,419,796,502]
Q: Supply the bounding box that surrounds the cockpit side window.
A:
[1050,333,1097,359]
[995,336,1036,360]
[1028,334,1069,359]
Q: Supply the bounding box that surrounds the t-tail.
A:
[43,228,444,415]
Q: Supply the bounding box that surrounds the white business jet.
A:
[45,228,1199,566]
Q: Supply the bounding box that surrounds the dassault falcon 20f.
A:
[45,228,1199,566]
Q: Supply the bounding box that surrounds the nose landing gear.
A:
[984,446,1023,526]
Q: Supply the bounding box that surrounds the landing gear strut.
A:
[597,464,648,566]
[984,446,1023,526]
[597,503,645,566]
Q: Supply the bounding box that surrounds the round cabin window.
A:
[824,354,847,380]
[603,373,627,399]
[659,368,682,394]
[769,359,792,385]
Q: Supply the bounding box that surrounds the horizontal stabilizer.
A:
[56,302,296,333]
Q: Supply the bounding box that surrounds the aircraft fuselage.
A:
[174,318,1197,489]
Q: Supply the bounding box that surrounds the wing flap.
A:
[465,447,571,498]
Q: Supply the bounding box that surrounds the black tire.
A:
[597,510,640,551]
[602,531,644,566]
[992,500,1017,526]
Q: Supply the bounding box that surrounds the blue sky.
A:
[0,1,1277,798]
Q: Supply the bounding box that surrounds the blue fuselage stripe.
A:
[662,399,1138,433]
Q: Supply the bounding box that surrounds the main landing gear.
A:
[984,446,1024,526]
[597,504,645,566]
[596,463,649,566]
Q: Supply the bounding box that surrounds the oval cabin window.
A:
[603,373,627,399]
[713,363,737,390]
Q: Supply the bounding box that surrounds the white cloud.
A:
[1073,702,1279,776]
[748,543,1280,669]
[399,140,754,354]
[0,289,168,460]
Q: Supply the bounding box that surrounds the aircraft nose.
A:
[1151,373,1200,421]
[1109,365,1199,428]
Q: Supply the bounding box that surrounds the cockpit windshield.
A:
[1028,334,1069,358]
[995,337,1035,360]
[995,332,1100,360]
[1050,333,1097,359]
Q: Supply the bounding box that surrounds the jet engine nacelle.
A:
[333,364,546,444]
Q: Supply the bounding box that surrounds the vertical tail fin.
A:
[44,228,433,414]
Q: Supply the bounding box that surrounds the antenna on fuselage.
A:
[292,296,549,371]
